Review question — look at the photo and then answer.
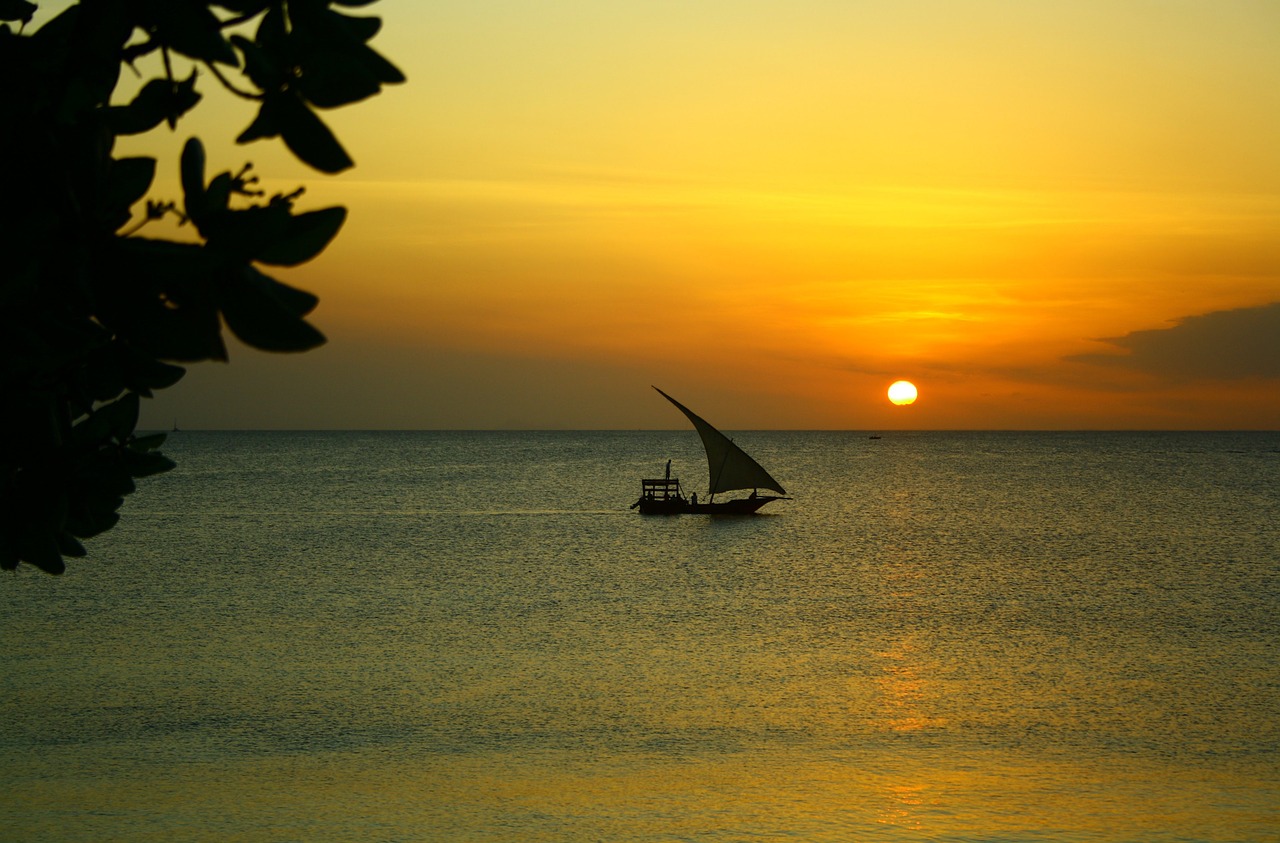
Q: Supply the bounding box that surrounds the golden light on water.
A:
[888,381,918,406]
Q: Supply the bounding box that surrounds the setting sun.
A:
[888,381,919,406]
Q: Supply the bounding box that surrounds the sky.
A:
[42,0,1280,428]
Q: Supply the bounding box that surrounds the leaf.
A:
[257,277,319,317]
[14,523,64,574]
[130,433,169,451]
[143,0,239,66]
[254,3,288,55]
[0,0,37,24]
[57,531,87,558]
[197,202,287,261]
[318,15,405,87]
[180,137,207,223]
[107,73,202,135]
[111,157,158,204]
[274,93,353,173]
[98,392,141,441]
[129,434,167,455]
[230,34,282,94]
[123,449,177,478]
[219,265,326,352]
[67,511,120,540]
[121,349,186,393]
[26,4,78,54]
[237,95,281,144]
[205,172,234,216]
[164,69,202,130]
[290,7,403,107]
[107,80,171,135]
[80,453,138,498]
[72,407,114,446]
[335,11,381,43]
[106,157,157,229]
[298,52,382,109]
[66,507,120,540]
[254,206,346,266]
[354,42,404,85]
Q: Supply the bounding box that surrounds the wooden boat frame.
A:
[631,477,783,515]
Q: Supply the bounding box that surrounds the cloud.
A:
[1070,302,1280,380]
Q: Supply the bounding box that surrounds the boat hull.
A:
[635,495,782,515]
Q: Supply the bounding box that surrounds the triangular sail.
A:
[654,387,786,496]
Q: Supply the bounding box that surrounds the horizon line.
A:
[143,427,1280,434]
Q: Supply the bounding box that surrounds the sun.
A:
[888,380,918,406]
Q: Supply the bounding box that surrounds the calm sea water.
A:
[3,431,1278,842]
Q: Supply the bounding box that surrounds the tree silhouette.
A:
[0,1,403,574]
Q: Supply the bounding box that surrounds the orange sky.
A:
[56,0,1280,428]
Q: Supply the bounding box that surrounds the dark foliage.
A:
[0,1,402,573]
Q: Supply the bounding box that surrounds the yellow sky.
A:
[72,0,1280,428]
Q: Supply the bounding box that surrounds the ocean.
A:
[2,430,1278,841]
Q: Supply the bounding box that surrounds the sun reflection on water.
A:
[875,781,930,833]
[875,637,949,734]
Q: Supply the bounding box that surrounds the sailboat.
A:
[631,387,789,515]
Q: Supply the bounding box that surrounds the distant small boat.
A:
[631,387,789,515]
